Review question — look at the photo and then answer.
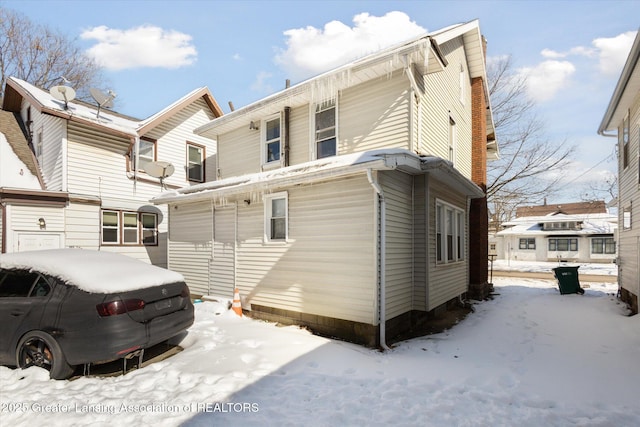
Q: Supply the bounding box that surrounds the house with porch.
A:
[0,76,223,265]
[494,207,617,264]
[153,20,498,347]
[598,29,640,314]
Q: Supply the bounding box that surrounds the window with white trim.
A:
[548,238,578,252]
[519,238,536,250]
[623,205,632,230]
[141,213,158,245]
[132,138,156,173]
[315,100,336,159]
[262,115,281,167]
[591,237,615,254]
[101,210,120,244]
[187,143,205,182]
[436,201,464,264]
[622,113,629,169]
[264,192,288,242]
[122,212,139,244]
[101,210,158,246]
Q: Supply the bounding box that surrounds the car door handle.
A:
[10,311,25,317]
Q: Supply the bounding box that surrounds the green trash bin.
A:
[552,266,584,295]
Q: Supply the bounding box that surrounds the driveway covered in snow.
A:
[1,276,639,426]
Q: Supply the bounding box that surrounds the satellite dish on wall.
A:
[145,160,175,189]
[49,85,76,110]
[90,88,117,118]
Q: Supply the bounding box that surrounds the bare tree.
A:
[0,8,108,103]
[487,55,575,227]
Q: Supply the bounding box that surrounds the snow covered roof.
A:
[3,77,140,137]
[152,149,483,205]
[0,249,185,294]
[2,77,223,139]
[0,111,42,189]
[497,212,617,236]
[195,21,497,139]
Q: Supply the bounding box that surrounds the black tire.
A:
[16,331,74,380]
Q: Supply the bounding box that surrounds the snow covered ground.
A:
[1,274,639,426]
[491,259,617,277]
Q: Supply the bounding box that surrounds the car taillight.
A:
[96,299,145,317]
[180,284,191,299]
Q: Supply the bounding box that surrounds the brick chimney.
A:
[467,39,491,300]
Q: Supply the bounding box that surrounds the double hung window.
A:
[315,100,336,159]
[436,201,465,264]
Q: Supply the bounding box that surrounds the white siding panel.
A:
[210,206,236,297]
[218,126,261,179]
[427,177,469,310]
[340,72,411,154]
[380,171,414,320]
[144,99,218,186]
[10,205,64,232]
[168,201,213,296]
[288,105,310,165]
[65,202,100,249]
[234,174,377,324]
[421,37,473,180]
[29,109,65,191]
[413,174,427,311]
[618,91,640,297]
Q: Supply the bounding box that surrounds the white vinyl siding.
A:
[142,98,218,186]
[233,174,377,324]
[420,37,472,180]
[64,202,100,249]
[27,110,65,191]
[379,171,413,320]
[168,201,213,296]
[339,70,411,154]
[617,93,640,297]
[210,205,236,298]
[428,178,468,310]
[217,126,261,179]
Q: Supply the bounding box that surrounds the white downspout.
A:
[367,169,390,350]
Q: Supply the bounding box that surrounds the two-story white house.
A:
[599,29,640,314]
[0,76,223,266]
[153,20,497,347]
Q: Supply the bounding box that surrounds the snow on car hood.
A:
[0,249,185,294]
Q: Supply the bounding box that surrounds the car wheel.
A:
[16,331,74,380]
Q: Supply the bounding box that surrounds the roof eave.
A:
[598,29,640,134]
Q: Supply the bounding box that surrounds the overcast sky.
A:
[3,0,638,203]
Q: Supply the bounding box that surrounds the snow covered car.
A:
[0,249,194,379]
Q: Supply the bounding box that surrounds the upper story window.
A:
[623,204,632,230]
[35,129,43,161]
[187,142,205,182]
[262,115,281,168]
[132,137,157,173]
[622,113,630,169]
[315,100,336,159]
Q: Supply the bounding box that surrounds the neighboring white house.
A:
[495,212,617,263]
[598,29,640,314]
[153,20,498,347]
[0,77,223,266]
